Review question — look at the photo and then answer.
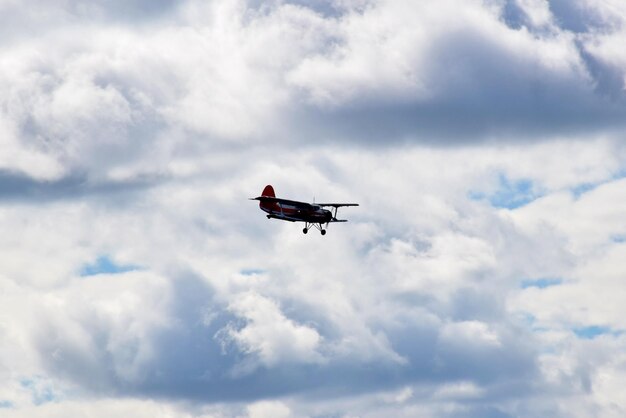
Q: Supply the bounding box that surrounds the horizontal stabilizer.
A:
[329,219,348,223]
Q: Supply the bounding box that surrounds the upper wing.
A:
[317,203,359,207]
[250,196,314,209]
[320,203,358,222]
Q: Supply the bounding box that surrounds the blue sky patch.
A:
[573,325,618,339]
[80,255,139,277]
[0,400,13,408]
[571,182,596,198]
[20,378,59,405]
[468,190,486,201]
[612,235,625,243]
[240,268,265,276]
[520,278,563,289]
[469,174,540,209]
[489,175,538,209]
[571,170,626,199]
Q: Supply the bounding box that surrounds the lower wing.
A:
[317,203,359,207]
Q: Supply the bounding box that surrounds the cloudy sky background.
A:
[1,0,626,416]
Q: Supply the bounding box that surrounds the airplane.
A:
[250,185,358,235]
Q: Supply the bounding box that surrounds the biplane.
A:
[250,185,358,235]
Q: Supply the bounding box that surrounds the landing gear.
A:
[303,222,327,235]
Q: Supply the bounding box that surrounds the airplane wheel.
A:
[321,230,326,236]
[267,215,271,219]
[303,228,308,234]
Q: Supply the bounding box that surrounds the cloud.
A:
[0,398,200,418]
[2,137,626,414]
[1,0,626,189]
[246,400,292,418]
[2,0,626,417]
[286,0,626,142]
[218,291,324,372]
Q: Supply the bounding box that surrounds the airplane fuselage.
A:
[260,199,333,223]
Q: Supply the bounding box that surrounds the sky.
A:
[1,0,626,417]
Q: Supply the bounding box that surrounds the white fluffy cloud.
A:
[2,0,626,417]
[1,0,625,182]
[219,291,324,371]
[1,139,624,416]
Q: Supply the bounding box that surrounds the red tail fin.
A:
[259,185,278,211]
[261,185,275,197]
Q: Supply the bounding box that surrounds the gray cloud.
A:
[286,1,626,145]
[0,170,161,203]
[2,0,626,183]
[577,40,626,99]
[31,272,538,402]
[548,0,616,33]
